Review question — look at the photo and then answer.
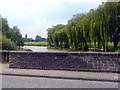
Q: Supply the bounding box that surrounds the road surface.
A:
[2,75,118,88]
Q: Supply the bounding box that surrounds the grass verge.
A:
[24,42,48,46]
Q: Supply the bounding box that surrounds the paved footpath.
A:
[0,63,119,82]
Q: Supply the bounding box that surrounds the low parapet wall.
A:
[0,51,10,63]
[8,51,120,73]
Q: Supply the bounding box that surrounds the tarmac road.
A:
[2,75,118,88]
[1,63,119,88]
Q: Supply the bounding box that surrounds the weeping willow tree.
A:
[47,2,120,52]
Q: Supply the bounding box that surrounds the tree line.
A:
[24,34,46,42]
[1,16,24,50]
[47,2,120,52]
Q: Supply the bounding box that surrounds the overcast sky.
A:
[0,0,104,39]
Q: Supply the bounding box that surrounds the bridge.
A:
[1,51,120,73]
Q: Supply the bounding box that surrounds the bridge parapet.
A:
[4,51,119,73]
[0,50,10,63]
[0,51,120,72]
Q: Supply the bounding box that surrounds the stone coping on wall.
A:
[1,50,119,54]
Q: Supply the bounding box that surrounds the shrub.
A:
[2,35,19,50]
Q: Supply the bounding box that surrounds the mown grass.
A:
[24,42,48,46]
[88,42,120,52]
[108,42,120,52]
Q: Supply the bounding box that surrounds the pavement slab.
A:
[1,63,119,82]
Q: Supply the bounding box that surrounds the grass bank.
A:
[24,42,48,46]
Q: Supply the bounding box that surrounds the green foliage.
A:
[47,24,69,48]
[2,35,19,50]
[47,2,120,52]
[24,42,48,46]
[35,35,46,42]
[2,17,24,50]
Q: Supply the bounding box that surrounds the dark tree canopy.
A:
[35,35,46,42]
[1,17,24,50]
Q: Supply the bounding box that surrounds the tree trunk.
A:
[113,34,118,49]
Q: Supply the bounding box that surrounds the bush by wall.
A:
[2,35,19,50]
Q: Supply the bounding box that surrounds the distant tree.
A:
[35,35,46,42]
[25,34,28,42]
[27,38,34,42]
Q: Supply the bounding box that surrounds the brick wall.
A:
[9,51,120,72]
